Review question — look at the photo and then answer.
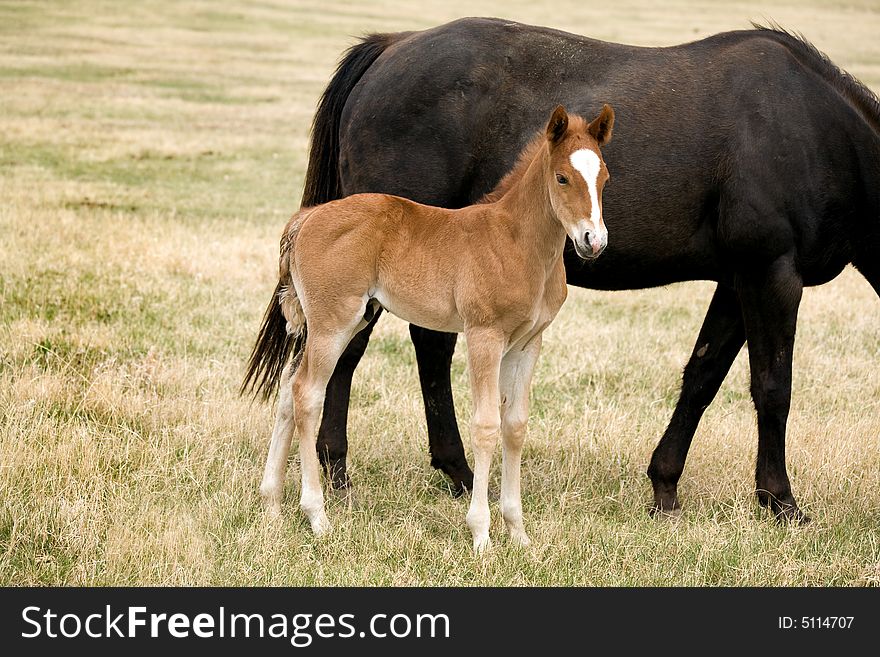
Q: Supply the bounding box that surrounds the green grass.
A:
[1,0,879,586]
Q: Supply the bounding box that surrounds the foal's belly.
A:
[370,263,564,338]
[372,286,465,333]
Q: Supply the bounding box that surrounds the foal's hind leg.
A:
[293,324,362,535]
[260,360,296,515]
[464,327,505,553]
[647,284,745,516]
[498,334,542,547]
[289,297,367,534]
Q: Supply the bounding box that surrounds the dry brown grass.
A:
[1,0,878,585]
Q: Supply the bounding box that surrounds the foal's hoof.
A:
[508,529,532,547]
[472,535,492,555]
[309,514,332,537]
[260,489,283,517]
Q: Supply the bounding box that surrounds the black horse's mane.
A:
[754,23,880,134]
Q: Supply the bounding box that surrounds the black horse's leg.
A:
[316,309,383,489]
[647,284,746,515]
[737,254,809,523]
[409,325,474,494]
[854,245,880,298]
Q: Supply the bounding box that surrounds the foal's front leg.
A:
[463,327,505,553]
[499,333,542,546]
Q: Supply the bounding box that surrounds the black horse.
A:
[273,18,880,522]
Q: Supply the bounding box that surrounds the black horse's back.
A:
[339,18,630,209]
[340,19,878,289]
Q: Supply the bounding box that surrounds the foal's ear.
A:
[588,104,615,146]
[546,105,569,144]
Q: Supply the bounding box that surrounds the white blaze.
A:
[569,148,603,235]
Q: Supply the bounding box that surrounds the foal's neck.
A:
[497,146,566,263]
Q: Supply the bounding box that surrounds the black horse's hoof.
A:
[757,491,811,525]
[449,477,472,498]
[433,459,473,497]
[329,484,354,500]
[648,487,682,520]
[649,504,682,520]
[328,472,351,491]
[773,504,811,525]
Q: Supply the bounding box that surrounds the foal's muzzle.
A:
[575,230,607,260]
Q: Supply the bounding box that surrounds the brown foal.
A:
[247,104,614,551]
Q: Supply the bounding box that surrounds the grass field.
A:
[1,0,878,586]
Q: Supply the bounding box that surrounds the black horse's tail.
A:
[241,33,398,400]
[301,31,403,206]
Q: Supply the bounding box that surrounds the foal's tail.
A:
[243,33,398,399]
[301,31,402,206]
[241,219,308,401]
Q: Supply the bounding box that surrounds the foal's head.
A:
[544,104,614,259]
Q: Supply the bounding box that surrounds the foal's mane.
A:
[753,23,880,135]
[480,114,590,204]
[479,133,543,204]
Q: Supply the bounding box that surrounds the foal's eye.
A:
[556,174,568,185]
